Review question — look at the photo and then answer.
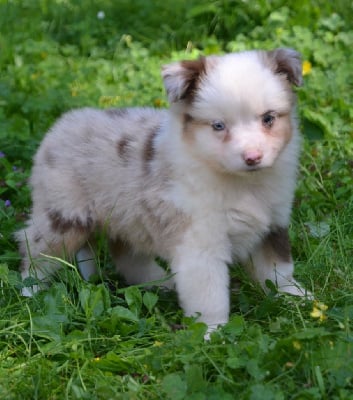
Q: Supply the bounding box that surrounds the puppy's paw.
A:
[277,282,313,300]
[203,322,227,341]
[21,286,36,297]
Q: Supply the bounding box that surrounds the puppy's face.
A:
[162,49,302,174]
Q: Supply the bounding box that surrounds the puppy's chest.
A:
[224,192,271,236]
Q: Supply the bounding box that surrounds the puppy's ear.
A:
[268,48,303,86]
[162,57,207,103]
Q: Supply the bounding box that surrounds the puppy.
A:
[17,48,308,331]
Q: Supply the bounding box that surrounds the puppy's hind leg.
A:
[76,240,97,281]
[16,211,92,296]
[109,239,174,289]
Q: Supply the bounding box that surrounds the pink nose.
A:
[243,150,263,166]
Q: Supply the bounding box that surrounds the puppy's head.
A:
[162,48,302,174]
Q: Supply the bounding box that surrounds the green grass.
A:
[1,0,353,398]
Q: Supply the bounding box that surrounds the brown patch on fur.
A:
[105,108,128,118]
[143,126,159,172]
[179,57,207,102]
[222,129,231,143]
[182,113,207,143]
[141,199,168,232]
[265,49,302,86]
[108,237,129,263]
[140,198,191,244]
[48,209,94,234]
[264,113,292,144]
[183,113,194,132]
[264,227,291,262]
[117,136,131,163]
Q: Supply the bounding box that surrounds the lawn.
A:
[0,0,353,398]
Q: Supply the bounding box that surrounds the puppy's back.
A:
[29,107,167,226]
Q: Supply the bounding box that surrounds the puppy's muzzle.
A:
[243,150,263,166]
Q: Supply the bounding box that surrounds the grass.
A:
[0,0,353,398]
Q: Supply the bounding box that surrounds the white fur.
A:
[17,49,309,332]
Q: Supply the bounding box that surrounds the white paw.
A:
[278,282,313,300]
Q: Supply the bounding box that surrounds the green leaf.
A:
[93,351,137,373]
[302,110,330,140]
[185,364,205,393]
[246,359,266,381]
[7,270,22,287]
[124,286,142,316]
[249,384,284,400]
[31,315,63,341]
[31,286,70,340]
[110,305,139,323]
[187,4,218,18]
[143,291,159,313]
[291,328,331,340]
[79,287,90,313]
[162,373,187,400]
[226,357,244,369]
[0,263,9,282]
[302,117,325,141]
[304,221,330,238]
[223,315,245,337]
[79,284,110,319]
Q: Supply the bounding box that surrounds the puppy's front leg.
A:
[171,244,230,332]
[247,226,310,296]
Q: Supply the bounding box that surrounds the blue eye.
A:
[211,121,226,131]
[262,112,276,127]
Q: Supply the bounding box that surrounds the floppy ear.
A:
[161,57,206,103]
[268,48,303,86]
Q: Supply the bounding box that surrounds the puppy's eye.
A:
[262,112,276,127]
[211,121,226,131]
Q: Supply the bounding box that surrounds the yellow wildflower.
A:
[310,301,328,321]
[302,60,312,76]
[153,340,163,347]
[99,95,120,107]
[154,98,162,108]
